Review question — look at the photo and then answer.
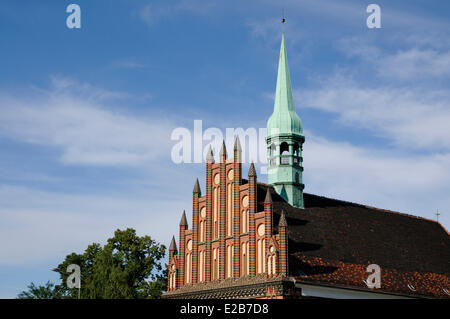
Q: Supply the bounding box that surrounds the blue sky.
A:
[1,0,450,298]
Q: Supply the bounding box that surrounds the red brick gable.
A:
[167,144,288,293]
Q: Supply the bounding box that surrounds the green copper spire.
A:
[266,33,305,209]
[267,33,303,137]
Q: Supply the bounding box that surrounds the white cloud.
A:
[0,184,185,266]
[2,132,449,267]
[49,75,132,101]
[378,49,450,80]
[294,79,450,151]
[0,78,174,166]
[303,133,450,227]
[0,77,203,266]
[336,36,450,81]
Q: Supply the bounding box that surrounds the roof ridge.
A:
[306,191,439,225]
[362,204,441,224]
[255,182,445,227]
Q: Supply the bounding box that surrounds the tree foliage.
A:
[17,281,68,299]
[19,228,167,299]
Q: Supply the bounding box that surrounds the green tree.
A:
[19,228,167,299]
[137,267,168,299]
[58,228,167,299]
[17,281,68,299]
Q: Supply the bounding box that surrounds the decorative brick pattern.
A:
[219,143,227,280]
[233,137,241,278]
[248,163,257,277]
[205,148,214,282]
[192,179,200,284]
[168,236,177,291]
[178,211,188,287]
[264,188,273,240]
[163,274,295,299]
[278,211,288,276]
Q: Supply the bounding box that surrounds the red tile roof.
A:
[256,183,450,298]
[293,255,450,298]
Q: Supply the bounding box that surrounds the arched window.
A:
[214,187,218,239]
[257,225,266,274]
[268,255,272,275]
[169,264,177,290]
[186,240,192,284]
[200,207,206,242]
[185,253,192,283]
[212,248,219,281]
[268,255,277,276]
[227,183,232,236]
[257,239,262,273]
[241,210,248,233]
[280,142,289,154]
[270,143,277,165]
[293,142,299,164]
[262,239,266,273]
[170,273,174,289]
[293,143,299,156]
[242,242,248,276]
[200,221,204,242]
[272,256,276,275]
[227,245,232,278]
[267,246,277,276]
[199,250,204,282]
[280,142,289,164]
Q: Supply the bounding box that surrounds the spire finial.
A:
[279,210,288,227]
[234,136,242,152]
[193,178,201,194]
[282,8,286,24]
[233,136,242,163]
[180,210,188,227]
[206,145,215,164]
[220,140,227,160]
[248,162,257,177]
[264,187,272,204]
[436,209,441,222]
[169,235,177,252]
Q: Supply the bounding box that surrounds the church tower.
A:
[267,33,305,208]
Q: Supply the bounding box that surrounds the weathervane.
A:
[436,209,440,222]
[282,8,286,23]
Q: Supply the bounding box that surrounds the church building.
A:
[162,34,450,299]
